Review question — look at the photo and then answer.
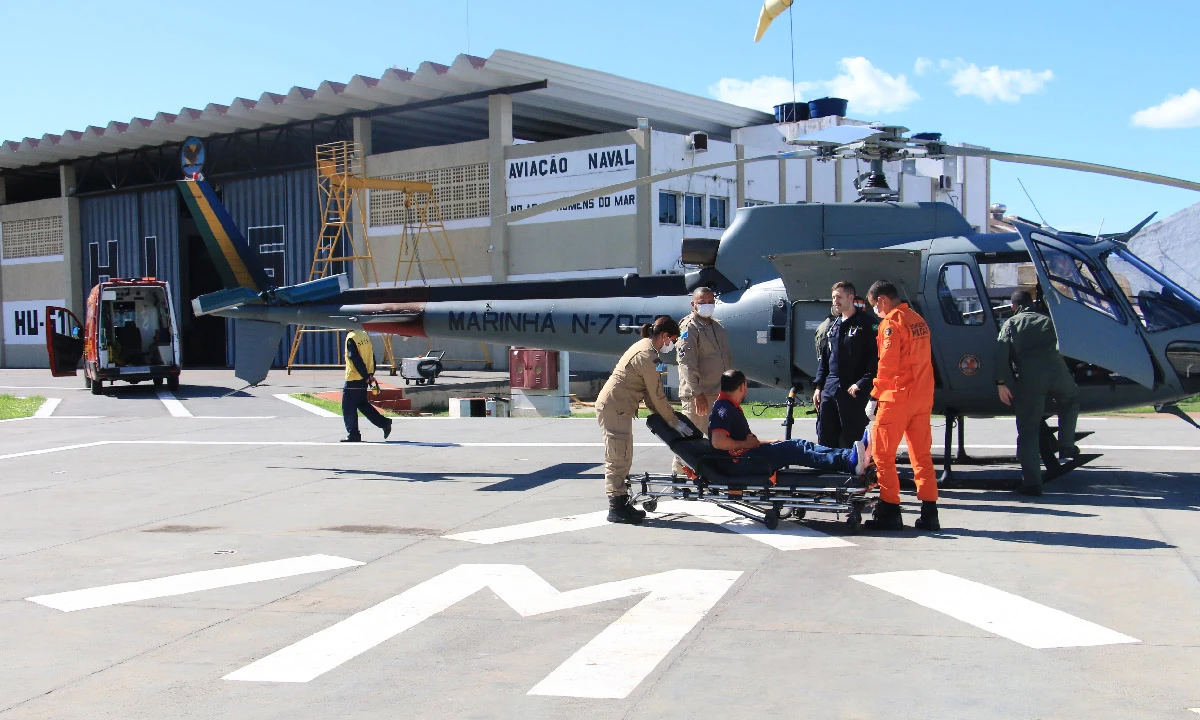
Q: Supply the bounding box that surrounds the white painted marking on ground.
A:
[0,441,108,460]
[445,502,853,551]
[851,569,1140,649]
[188,416,277,420]
[275,393,340,417]
[27,554,363,612]
[4,437,1193,465]
[655,500,856,551]
[0,440,661,463]
[157,391,192,417]
[33,398,61,418]
[226,563,740,699]
[0,415,105,423]
[446,511,611,544]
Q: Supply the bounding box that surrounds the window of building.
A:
[742,199,770,208]
[369,162,491,226]
[936,262,986,326]
[658,191,679,225]
[1,215,64,261]
[683,194,704,227]
[709,197,728,229]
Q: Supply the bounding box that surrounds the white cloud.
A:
[1131,89,1200,129]
[914,57,934,76]
[943,60,1054,103]
[709,57,917,116]
[707,76,814,113]
[825,57,919,114]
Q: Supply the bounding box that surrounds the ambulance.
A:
[46,278,182,394]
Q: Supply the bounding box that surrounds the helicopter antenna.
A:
[1095,217,1105,241]
[1017,177,1049,226]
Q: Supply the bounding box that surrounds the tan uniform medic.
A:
[596,338,677,497]
[673,312,733,474]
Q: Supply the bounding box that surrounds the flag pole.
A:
[788,5,796,104]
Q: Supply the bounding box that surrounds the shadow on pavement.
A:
[930,527,1175,550]
[294,461,601,492]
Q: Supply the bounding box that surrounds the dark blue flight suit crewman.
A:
[813,281,878,448]
[342,329,393,443]
[711,370,871,476]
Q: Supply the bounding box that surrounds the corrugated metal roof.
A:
[0,50,773,170]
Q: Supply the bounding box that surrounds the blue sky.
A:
[2,0,1198,232]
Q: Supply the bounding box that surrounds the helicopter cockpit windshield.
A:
[1104,248,1200,332]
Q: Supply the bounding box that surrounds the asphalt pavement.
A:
[1,369,1198,719]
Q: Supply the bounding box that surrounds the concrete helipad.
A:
[1,369,1199,719]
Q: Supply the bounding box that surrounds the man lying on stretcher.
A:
[708,369,873,477]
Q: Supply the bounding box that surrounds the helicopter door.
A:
[1017,228,1155,388]
[771,249,923,381]
[923,256,996,399]
[45,306,84,377]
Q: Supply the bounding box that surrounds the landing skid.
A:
[934,411,1098,486]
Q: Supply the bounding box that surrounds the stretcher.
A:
[629,412,878,532]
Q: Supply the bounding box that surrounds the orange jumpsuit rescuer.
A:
[865,280,940,531]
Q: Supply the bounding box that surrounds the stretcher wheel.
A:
[847,508,863,534]
[792,509,806,520]
[763,508,780,530]
[642,498,658,513]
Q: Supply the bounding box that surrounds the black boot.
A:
[913,501,940,531]
[863,500,904,531]
[607,496,645,524]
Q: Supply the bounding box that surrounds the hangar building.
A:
[0,50,989,371]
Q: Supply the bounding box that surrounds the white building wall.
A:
[649,130,737,274]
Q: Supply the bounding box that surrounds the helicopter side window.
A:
[1106,248,1200,332]
[978,258,1037,321]
[936,262,986,326]
[1033,241,1122,322]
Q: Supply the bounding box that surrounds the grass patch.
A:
[0,394,45,420]
[1098,395,1200,415]
[291,393,416,418]
[293,393,342,415]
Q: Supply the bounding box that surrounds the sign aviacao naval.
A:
[506,145,636,225]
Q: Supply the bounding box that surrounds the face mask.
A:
[696,303,715,318]
[660,339,676,354]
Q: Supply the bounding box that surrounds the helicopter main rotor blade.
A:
[940,145,1200,193]
[498,149,819,224]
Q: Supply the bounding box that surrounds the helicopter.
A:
[48,123,1200,481]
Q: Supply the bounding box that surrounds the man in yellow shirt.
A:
[342,329,393,443]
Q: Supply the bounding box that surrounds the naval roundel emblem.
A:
[958,354,981,376]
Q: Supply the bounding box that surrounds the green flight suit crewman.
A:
[994,289,1080,496]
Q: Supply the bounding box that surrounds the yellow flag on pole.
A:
[753,0,794,42]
